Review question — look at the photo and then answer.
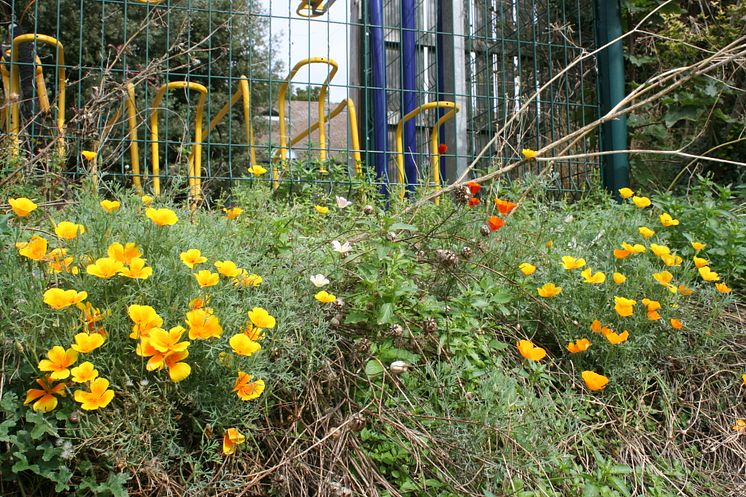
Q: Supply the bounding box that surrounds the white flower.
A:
[331,240,351,256]
[335,196,352,209]
[310,274,330,287]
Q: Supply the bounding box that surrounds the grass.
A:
[0,175,744,497]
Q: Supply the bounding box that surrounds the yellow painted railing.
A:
[99,83,142,191]
[187,75,256,177]
[278,98,362,176]
[150,81,208,199]
[395,101,459,203]
[275,57,338,186]
[296,0,336,17]
[8,35,65,156]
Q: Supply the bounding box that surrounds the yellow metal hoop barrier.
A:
[275,57,338,186]
[296,0,336,18]
[7,35,65,157]
[395,101,460,203]
[1,50,51,133]
[187,75,256,178]
[150,81,208,199]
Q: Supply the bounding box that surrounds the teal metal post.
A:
[595,0,629,197]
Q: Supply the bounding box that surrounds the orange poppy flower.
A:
[494,198,517,215]
[468,197,481,207]
[487,216,505,232]
[466,182,481,195]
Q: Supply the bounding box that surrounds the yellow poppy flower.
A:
[128,304,163,339]
[165,350,191,382]
[107,242,142,265]
[521,148,538,159]
[86,257,125,279]
[698,266,719,282]
[581,371,609,391]
[223,427,246,455]
[580,268,606,284]
[194,270,220,288]
[605,330,629,345]
[141,195,154,207]
[145,207,178,226]
[620,242,646,254]
[612,272,626,284]
[733,419,746,432]
[233,270,263,287]
[247,165,268,176]
[54,221,85,240]
[215,260,241,278]
[670,319,684,330]
[43,288,88,310]
[232,372,265,401]
[185,308,223,340]
[537,283,562,298]
[149,326,190,354]
[614,296,636,317]
[229,334,261,356]
[71,332,106,353]
[561,256,586,270]
[314,205,330,215]
[180,249,207,268]
[81,150,97,161]
[223,207,243,219]
[38,346,78,380]
[715,283,732,293]
[70,361,99,383]
[659,213,679,227]
[638,226,655,238]
[691,241,706,252]
[566,338,591,353]
[649,244,669,257]
[315,290,337,303]
[24,377,65,412]
[18,235,48,261]
[517,339,546,361]
[248,307,276,329]
[678,284,694,296]
[613,249,631,260]
[519,262,537,276]
[73,377,115,410]
[631,196,651,208]
[693,256,709,268]
[660,254,683,267]
[8,197,38,217]
[120,257,153,279]
[618,188,634,199]
[100,200,121,213]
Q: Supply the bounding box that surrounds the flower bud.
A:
[389,360,409,374]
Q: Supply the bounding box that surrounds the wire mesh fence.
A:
[1,0,602,198]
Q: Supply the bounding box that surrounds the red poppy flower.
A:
[466,181,481,195]
[468,197,480,207]
[438,143,448,154]
[494,198,518,215]
[487,216,505,231]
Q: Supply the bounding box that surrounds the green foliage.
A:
[622,0,746,188]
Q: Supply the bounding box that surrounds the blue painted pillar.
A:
[401,0,417,192]
[369,0,389,193]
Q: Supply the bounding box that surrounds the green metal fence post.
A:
[594,0,629,198]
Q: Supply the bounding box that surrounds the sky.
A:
[256,0,350,102]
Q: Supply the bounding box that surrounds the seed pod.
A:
[389,324,404,337]
[435,249,458,267]
[349,412,366,432]
[331,298,346,313]
[355,338,371,354]
[452,184,471,204]
[480,224,491,237]
[461,246,472,259]
[389,360,409,374]
[363,205,375,215]
[422,317,438,334]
